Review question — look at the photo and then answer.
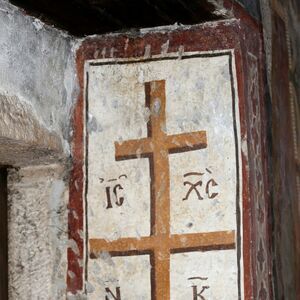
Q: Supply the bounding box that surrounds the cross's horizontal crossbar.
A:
[165,131,207,154]
[89,230,235,257]
[115,131,207,160]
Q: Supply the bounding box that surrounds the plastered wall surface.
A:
[0,0,78,157]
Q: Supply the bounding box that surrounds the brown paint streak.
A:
[90,231,236,255]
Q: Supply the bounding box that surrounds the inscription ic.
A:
[99,175,128,209]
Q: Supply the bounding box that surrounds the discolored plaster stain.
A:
[144,44,151,59]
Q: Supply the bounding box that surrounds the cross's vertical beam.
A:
[146,80,170,236]
[112,80,209,299]
[146,81,170,300]
[145,80,167,140]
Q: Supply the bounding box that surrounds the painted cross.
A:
[90,80,236,299]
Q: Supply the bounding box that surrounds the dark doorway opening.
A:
[0,168,8,300]
[9,0,225,36]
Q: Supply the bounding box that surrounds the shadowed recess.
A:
[9,0,224,36]
[0,168,8,300]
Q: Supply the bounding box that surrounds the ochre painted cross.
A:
[90,80,236,299]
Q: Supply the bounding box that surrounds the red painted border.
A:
[68,10,272,299]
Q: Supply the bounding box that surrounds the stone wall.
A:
[259,0,300,298]
[8,165,68,299]
[0,1,78,299]
[0,0,78,165]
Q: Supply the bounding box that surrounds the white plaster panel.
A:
[166,55,237,234]
[170,250,238,299]
[87,54,238,239]
[86,53,241,298]
[88,255,151,299]
[88,66,151,239]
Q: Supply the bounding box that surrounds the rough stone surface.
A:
[0,94,64,166]
[0,0,78,153]
[236,0,261,19]
[273,2,300,299]
[0,4,79,296]
[0,2,78,298]
[259,0,300,298]
[8,165,68,300]
[259,0,272,87]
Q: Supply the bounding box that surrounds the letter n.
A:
[105,287,121,300]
